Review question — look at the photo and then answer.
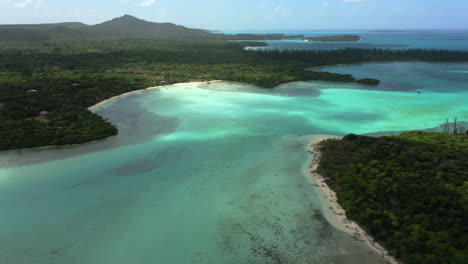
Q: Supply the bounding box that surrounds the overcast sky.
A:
[0,0,466,30]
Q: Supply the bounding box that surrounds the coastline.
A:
[88,80,222,111]
[0,81,222,153]
[306,136,399,264]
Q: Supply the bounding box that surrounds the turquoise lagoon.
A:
[0,62,467,264]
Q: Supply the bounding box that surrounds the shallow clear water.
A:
[0,63,467,264]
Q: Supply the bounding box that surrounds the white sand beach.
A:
[88,80,222,111]
[306,136,399,264]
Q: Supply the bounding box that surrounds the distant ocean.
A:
[223,30,468,51]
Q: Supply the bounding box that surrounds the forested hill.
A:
[0,15,302,42]
[90,15,214,40]
[0,15,215,42]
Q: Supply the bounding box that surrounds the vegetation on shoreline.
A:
[0,72,150,150]
[2,24,468,150]
[317,132,468,264]
[304,35,360,42]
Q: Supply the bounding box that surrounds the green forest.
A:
[317,132,467,264]
[2,38,468,150]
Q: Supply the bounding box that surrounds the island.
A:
[303,35,361,42]
[370,30,410,33]
[223,33,304,41]
[313,131,467,264]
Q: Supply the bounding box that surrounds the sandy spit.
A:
[306,135,399,264]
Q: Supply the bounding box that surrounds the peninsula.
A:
[314,131,467,264]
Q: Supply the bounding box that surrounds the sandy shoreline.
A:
[306,136,399,264]
[88,80,222,111]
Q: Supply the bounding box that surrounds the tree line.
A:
[317,132,467,264]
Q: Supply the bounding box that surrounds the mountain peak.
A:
[121,14,138,19]
[87,15,214,40]
[112,14,143,23]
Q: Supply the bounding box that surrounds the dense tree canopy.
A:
[317,132,468,264]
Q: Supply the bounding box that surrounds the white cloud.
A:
[322,1,329,8]
[139,0,155,7]
[11,0,43,8]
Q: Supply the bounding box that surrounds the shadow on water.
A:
[108,145,185,177]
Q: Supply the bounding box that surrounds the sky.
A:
[0,0,467,30]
